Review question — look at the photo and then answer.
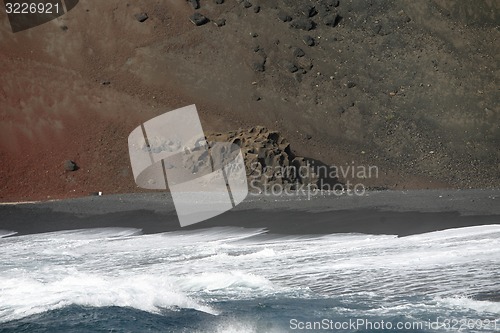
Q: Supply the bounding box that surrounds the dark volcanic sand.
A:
[1,189,499,237]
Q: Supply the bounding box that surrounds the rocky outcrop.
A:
[64,160,78,172]
[206,127,318,191]
[134,13,148,23]
[189,13,208,26]
[187,0,199,10]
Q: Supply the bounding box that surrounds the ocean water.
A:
[0,225,499,332]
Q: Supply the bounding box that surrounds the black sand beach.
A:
[2,190,500,332]
[2,189,499,237]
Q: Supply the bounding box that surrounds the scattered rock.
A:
[60,25,68,31]
[188,0,199,9]
[316,0,340,17]
[101,80,110,85]
[134,13,148,22]
[253,45,260,52]
[293,47,305,57]
[278,11,292,22]
[252,62,265,72]
[250,32,258,37]
[302,35,315,46]
[300,4,316,18]
[282,60,298,73]
[324,13,340,27]
[253,5,260,13]
[215,0,224,4]
[189,13,208,26]
[242,1,252,8]
[214,18,226,27]
[252,94,261,101]
[290,18,314,31]
[316,3,329,17]
[305,134,312,140]
[252,58,266,72]
[64,160,78,171]
[326,0,340,7]
[347,81,356,88]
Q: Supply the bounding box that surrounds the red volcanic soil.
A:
[0,57,140,200]
[0,1,239,201]
[0,0,498,202]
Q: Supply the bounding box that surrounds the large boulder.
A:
[206,127,318,191]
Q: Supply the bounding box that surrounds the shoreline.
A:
[1,189,499,237]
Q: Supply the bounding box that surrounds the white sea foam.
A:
[436,296,500,315]
[1,225,499,323]
[198,319,289,333]
[176,271,275,294]
[0,273,218,323]
[0,230,17,238]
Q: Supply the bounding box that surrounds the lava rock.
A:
[316,3,329,17]
[188,0,199,9]
[300,4,316,17]
[189,13,208,26]
[324,13,340,27]
[291,18,314,31]
[278,11,292,22]
[282,60,298,73]
[292,47,305,57]
[302,35,315,46]
[252,58,266,72]
[325,0,340,8]
[64,160,78,171]
[134,12,148,22]
[214,18,226,27]
[205,127,319,191]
